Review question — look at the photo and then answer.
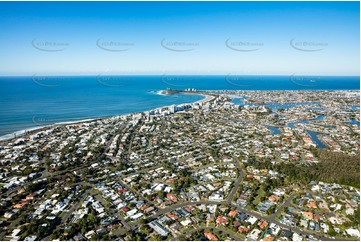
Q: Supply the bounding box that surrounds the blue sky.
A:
[0,1,359,76]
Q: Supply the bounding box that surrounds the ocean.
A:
[0,75,359,139]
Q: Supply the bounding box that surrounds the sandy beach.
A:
[194,94,215,104]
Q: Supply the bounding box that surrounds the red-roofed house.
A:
[13,200,29,209]
[259,220,269,229]
[120,207,130,213]
[117,189,127,194]
[229,210,238,218]
[216,216,229,226]
[303,211,313,220]
[306,201,318,209]
[238,226,250,233]
[167,213,179,220]
[204,232,218,241]
[166,194,178,203]
[213,182,222,187]
[313,214,322,222]
[263,235,275,241]
[268,195,280,203]
[140,205,149,211]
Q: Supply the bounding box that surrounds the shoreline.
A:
[0,118,105,142]
[1,89,358,143]
[0,91,210,143]
[183,92,215,104]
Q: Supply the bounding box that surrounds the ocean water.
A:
[0,75,359,138]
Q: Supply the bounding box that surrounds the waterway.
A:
[232,98,355,148]
[349,118,360,126]
[268,126,281,135]
[306,130,327,148]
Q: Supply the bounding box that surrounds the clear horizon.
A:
[0,1,359,76]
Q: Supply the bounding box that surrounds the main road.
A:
[226,157,244,204]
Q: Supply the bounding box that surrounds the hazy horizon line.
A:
[0,74,360,77]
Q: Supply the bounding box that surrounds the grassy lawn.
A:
[59,211,67,218]
[252,188,266,206]
[217,225,244,240]
[20,231,29,238]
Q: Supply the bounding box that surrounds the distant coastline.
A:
[0,90,209,143]
[0,75,359,142]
